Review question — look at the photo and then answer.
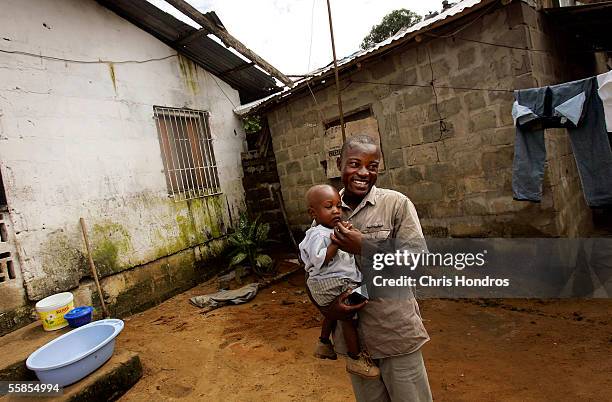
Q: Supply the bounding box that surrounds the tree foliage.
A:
[360,9,422,50]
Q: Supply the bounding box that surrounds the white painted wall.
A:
[0,0,246,302]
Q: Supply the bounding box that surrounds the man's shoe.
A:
[346,352,380,379]
[314,340,337,360]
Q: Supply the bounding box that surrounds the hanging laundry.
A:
[512,75,612,207]
[597,70,612,132]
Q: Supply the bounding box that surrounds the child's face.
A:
[309,188,342,228]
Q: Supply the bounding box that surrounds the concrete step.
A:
[0,321,142,401]
[0,321,70,382]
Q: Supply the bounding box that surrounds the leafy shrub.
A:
[227,213,274,277]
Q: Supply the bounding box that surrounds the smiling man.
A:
[324,134,432,402]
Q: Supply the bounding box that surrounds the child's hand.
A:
[340,221,353,230]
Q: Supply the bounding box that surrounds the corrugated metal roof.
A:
[97,0,281,103]
[235,0,498,115]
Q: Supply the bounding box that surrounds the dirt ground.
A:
[117,261,612,402]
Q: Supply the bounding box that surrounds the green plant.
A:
[242,115,262,134]
[227,212,274,277]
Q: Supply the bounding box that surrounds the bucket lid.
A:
[35,292,74,312]
[64,306,94,320]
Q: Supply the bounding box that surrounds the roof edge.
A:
[235,0,530,116]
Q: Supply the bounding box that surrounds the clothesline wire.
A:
[0,47,178,64]
[425,32,550,53]
[346,79,515,93]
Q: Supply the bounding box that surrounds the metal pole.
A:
[325,0,346,142]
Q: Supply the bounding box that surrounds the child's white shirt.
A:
[299,224,362,283]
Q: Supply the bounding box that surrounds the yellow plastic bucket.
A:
[35,292,74,331]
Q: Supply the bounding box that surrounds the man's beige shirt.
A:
[333,186,430,359]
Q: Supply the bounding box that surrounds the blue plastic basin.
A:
[26,319,124,386]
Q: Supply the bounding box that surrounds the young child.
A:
[299,184,379,379]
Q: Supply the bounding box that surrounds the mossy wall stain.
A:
[149,195,227,262]
[176,214,196,248]
[177,55,199,95]
[91,222,132,277]
[28,193,229,304]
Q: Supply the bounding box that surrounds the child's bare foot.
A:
[346,352,380,379]
[314,340,337,360]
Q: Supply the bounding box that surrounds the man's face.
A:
[338,143,380,199]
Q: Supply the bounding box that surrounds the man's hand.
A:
[331,222,363,255]
[305,285,367,321]
[319,290,367,321]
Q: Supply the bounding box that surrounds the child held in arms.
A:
[299,184,379,379]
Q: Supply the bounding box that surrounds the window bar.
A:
[154,108,178,198]
[191,113,208,197]
[204,113,221,191]
[184,112,201,200]
[164,108,187,201]
[188,112,203,199]
[169,107,192,201]
[202,113,217,193]
[199,111,216,195]
[164,108,183,200]
[177,109,196,200]
[181,110,201,199]
[197,112,212,194]
[175,110,194,200]
[197,112,216,194]
[193,111,211,195]
[187,111,208,197]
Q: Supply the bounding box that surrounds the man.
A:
[317,134,432,402]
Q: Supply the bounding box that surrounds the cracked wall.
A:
[0,0,247,332]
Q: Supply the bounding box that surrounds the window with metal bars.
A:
[154,106,221,202]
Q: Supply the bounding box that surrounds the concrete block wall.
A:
[265,1,592,238]
[241,150,285,238]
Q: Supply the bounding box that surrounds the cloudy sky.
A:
[148,0,444,76]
